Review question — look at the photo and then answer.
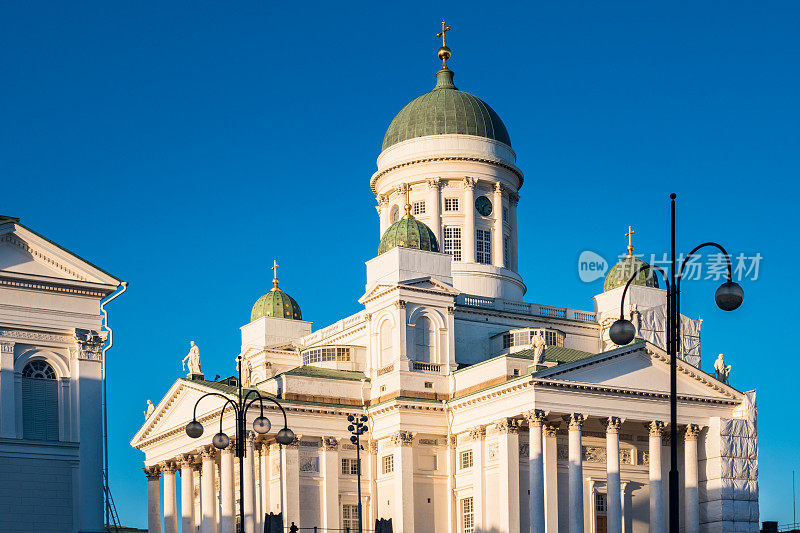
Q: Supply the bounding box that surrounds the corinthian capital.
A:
[508,191,520,205]
[647,420,666,437]
[468,426,486,441]
[427,178,441,190]
[494,182,504,194]
[604,416,624,434]
[564,413,585,430]
[323,436,339,451]
[73,329,106,361]
[463,177,477,190]
[391,431,414,447]
[685,424,701,441]
[143,465,161,481]
[495,418,520,434]
[524,409,548,427]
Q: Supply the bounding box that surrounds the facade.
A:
[0,214,125,533]
[131,49,759,533]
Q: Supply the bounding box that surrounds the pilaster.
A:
[322,436,340,530]
[469,425,486,531]
[391,430,415,533]
[496,418,520,533]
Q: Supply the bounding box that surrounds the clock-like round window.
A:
[475,195,493,217]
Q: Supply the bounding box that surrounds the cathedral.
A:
[131,31,759,533]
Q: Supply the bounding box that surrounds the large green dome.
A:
[604,254,660,292]
[251,286,302,322]
[382,68,511,151]
[379,207,440,255]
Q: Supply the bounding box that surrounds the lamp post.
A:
[608,193,744,533]
[185,355,296,533]
[347,414,369,533]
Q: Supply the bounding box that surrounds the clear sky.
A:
[2,1,798,528]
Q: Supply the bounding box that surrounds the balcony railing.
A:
[410,361,442,373]
[456,294,597,323]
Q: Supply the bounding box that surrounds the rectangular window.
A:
[595,492,607,513]
[503,333,513,349]
[444,198,459,212]
[382,455,394,474]
[504,236,510,266]
[460,450,474,469]
[443,226,462,262]
[461,497,475,533]
[503,206,509,222]
[341,458,359,475]
[476,229,491,264]
[342,504,359,530]
[413,201,426,215]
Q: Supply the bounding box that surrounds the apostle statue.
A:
[182,341,202,375]
[532,333,546,364]
[714,353,731,384]
[144,399,155,420]
[238,356,252,387]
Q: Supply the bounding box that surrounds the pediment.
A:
[535,342,740,401]
[130,379,237,448]
[359,276,459,304]
[0,223,119,285]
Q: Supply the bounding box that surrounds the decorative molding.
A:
[427,178,441,190]
[447,306,455,315]
[391,431,414,447]
[200,445,216,460]
[395,300,407,310]
[322,437,339,451]
[508,192,520,205]
[0,328,70,344]
[685,424,701,441]
[161,461,178,474]
[418,438,438,446]
[143,465,161,480]
[73,329,106,361]
[377,194,390,206]
[495,418,520,434]
[0,341,13,354]
[468,426,486,441]
[369,441,379,453]
[371,156,524,193]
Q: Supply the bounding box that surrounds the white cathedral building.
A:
[131,41,759,533]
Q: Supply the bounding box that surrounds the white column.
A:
[446,434,457,533]
[369,440,379,527]
[378,194,390,235]
[463,177,476,263]
[200,447,217,533]
[0,341,16,438]
[179,457,194,533]
[567,414,585,533]
[145,466,162,533]
[255,440,263,533]
[322,437,340,530]
[684,424,701,533]
[509,192,519,272]
[605,417,622,533]
[393,431,415,533]
[220,443,235,533]
[428,178,442,245]
[648,421,665,533]
[525,410,546,533]
[281,439,301,527]
[493,183,505,268]
[542,425,559,533]
[497,418,520,533]
[162,462,178,533]
[470,426,486,531]
[244,431,257,533]
[260,443,270,522]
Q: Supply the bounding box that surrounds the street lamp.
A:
[185,356,296,533]
[347,414,369,533]
[608,193,743,533]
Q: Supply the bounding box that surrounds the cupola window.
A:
[413,201,426,215]
[476,229,491,264]
[444,198,459,212]
[443,227,462,261]
[414,317,434,363]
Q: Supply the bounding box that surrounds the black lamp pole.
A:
[608,193,743,533]
[347,414,369,533]
[185,356,296,533]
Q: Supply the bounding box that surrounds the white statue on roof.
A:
[532,333,546,364]
[714,353,731,384]
[182,341,202,375]
[144,399,155,420]
[238,357,252,387]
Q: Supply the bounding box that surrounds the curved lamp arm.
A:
[244,390,290,429]
[677,242,733,291]
[619,263,669,318]
[192,392,239,422]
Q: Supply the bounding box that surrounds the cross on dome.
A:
[271,259,280,290]
[626,225,636,256]
[436,20,452,68]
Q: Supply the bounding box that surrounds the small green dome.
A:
[379,207,440,255]
[604,254,660,292]
[382,68,511,151]
[251,287,302,322]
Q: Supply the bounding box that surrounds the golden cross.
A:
[625,225,635,255]
[271,260,279,289]
[437,20,451,48]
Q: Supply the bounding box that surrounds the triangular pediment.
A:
[0,222,119,285]
[359,277,459,304]
[535,342,740,401]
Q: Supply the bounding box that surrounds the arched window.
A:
[22,360,59,441]
[379,321,393,367]
[390,205,400,223]
[414,317,434,363]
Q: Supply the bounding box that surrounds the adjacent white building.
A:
[132,48,758,533]
[0,214,126,532]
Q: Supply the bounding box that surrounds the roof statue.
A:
[715,353,731,384]
[238,357,252,388]
[182,340,202,375]
[532,332,546,364]
[144,399,155,420]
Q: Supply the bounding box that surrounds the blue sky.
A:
[2,1,798,528]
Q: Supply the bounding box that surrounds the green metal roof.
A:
[284,367,368,381]
[251,287,302,322]
[604,254,660,292]
[382,68,511,151]
[512,346,595,365]
[0,214,20,224]
[378,210,439,255]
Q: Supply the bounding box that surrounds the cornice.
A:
[453,304,600,331]
[0,274,112,298]
[370,156,524,193]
